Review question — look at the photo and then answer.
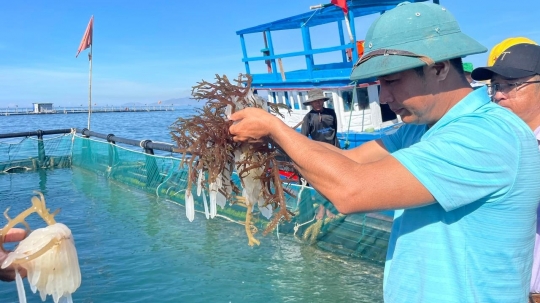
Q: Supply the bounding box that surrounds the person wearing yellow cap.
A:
[230,3,540,301]
[487,37,538,67]
[472,40,540,303]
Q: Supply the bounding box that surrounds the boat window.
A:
[381,104,397,122]
[324,92,334,109]
[292,92,300,110]
[271,92,277,104]
[299,92,308,110]
[283,91,292,109]
[342,88,369,112]
[376,86,397,122]
[356,87,369,110]
[342,91,353,112]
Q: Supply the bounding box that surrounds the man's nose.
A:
[491,91,505,103]
[378,87,393,104]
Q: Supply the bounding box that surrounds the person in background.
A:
[463,62,474,83]
[229,2,540,302]
[0,228,26,282]
[300,88,341,148]
[301,88,340,220]
[487,37,538,67]
[472,41,540,303]
[463,62,484,88]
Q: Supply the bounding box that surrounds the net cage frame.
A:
[0,128,392,263]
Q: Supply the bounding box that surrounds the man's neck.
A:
[426,84,473,128]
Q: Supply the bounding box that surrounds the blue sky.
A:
[0,0,539,108]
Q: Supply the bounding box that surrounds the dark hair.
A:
[413,58,465,78]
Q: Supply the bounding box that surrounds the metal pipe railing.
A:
[0,129,72,139]
[0,128,179,155]
[76,128,177,154]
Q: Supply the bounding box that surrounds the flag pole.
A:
[88,44,93,129]
[76,15,94,129]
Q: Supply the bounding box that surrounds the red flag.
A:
[331,0,348,14]
[76,16,93,58]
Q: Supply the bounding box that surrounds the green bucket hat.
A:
[350,2,487,81]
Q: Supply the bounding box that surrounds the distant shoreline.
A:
[0,107,177,116]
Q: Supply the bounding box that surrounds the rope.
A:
[2,166,29,174]
[155,158,175,197]
[293,177,308,212]
[70,129,77,165]
[293,214,317,237]
[292,120,303,130]
[0,137,27,145]
[343,81,357,149]
[302,8,320,27]
[26,133,71,142]
[302,219,323,243]
[361,106,365,133]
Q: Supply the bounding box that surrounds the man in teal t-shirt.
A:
[229,2,540,302]
[380,86,539,301]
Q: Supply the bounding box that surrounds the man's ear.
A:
[429,61,450,81]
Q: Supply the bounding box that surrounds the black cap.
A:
[471,43,540,81]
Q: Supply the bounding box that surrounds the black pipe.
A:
[0,128,179,155]
[76,128,177,154]
[0,129,72,139]
[106,134,116,144]
[140,139,154,155]
[77,128,141,147]
[144,141,176,153]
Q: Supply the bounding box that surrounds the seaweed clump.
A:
[170,74,297,245]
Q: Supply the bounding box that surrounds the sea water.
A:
[0,109,384,302]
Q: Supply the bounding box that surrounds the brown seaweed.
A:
[170,74,297,245]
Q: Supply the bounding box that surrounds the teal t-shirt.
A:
[381,87,540,302]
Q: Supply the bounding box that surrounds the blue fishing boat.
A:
[236,0,439,148]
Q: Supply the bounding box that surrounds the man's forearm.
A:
[270,122,355,206]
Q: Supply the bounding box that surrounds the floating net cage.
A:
[0,128,392,264]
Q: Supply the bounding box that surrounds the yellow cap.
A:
[488,37,538,66]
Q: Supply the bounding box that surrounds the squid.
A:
[0,191,81,303]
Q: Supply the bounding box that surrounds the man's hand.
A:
[229,107,281,142]
[0,228,27,282]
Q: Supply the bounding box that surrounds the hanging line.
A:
[303,3,333,27]
[302,8,320,27]
[344,81,357,149]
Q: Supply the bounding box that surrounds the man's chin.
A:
[400,115,415,124]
